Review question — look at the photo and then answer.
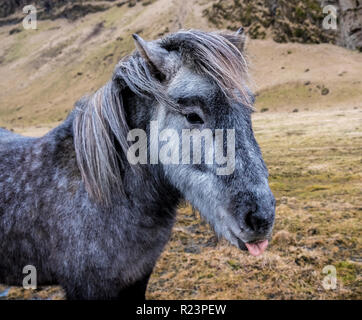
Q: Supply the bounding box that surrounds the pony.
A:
[0,29,275,299]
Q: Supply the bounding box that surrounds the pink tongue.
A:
[245,240,269,256]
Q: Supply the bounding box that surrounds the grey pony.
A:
[0,29,275,299]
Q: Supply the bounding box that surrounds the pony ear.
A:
[132,34,170,78]
[235,26,244,36]
[234,27,246,52]
[222,27,246,52]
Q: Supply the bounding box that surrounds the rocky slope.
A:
[204,0,361,51]
[0,0,155,26]
[0,1,123,19]
[0,0,361,129]
[2,1,360,50]
[326,0,362,51]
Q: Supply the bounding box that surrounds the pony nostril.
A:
[244,204,271,232]
[244,204,258,231]
[245,212,256,231]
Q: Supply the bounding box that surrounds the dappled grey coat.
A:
[0,29,275,299]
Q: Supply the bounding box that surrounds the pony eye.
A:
[185,113,204,124]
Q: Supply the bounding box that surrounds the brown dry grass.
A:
[147,108,362,300]
[1,108,360,300]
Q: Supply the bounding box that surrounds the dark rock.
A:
[9,27,21,35]
[184,245,201,254]
[321,87,330,95]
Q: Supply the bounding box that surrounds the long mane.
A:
[73,30,251,206]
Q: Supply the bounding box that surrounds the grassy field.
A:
[0,0,361,300]
[1,107,360,300]
[148,107,362,300]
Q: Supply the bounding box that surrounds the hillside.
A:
[205,0,362,51]
[0,0,209,129]
[0,0,361,131]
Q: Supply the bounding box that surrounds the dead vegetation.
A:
[147,108,362,300]
[204,0,337,44]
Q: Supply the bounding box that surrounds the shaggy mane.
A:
[74,30,251,205]
[161,30,251,106]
